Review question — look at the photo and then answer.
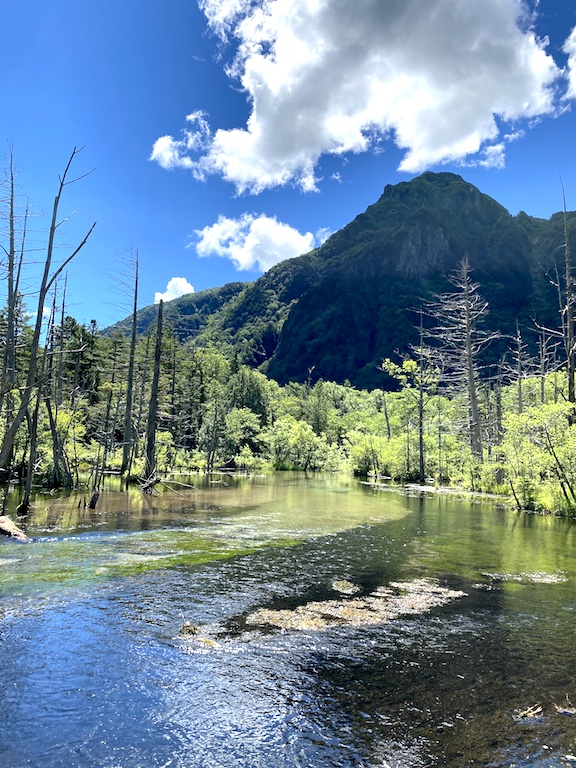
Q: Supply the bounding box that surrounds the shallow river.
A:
[1,473,576,768]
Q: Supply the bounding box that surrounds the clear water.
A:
[1,473,576,767]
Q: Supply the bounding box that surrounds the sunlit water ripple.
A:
[1,473,576,767]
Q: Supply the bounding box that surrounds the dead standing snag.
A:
[0,147,96,473]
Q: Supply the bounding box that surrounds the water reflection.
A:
[1,474,576,767]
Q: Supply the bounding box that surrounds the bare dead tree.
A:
[0,146,28,414]
[496,322,536,416]
[17,302,55,513]
[381,309,439,483]
[128,330,152,480]
[90,335,123,507]
[562,181,575,404]
[0,147,96,468]
[120,249,139,479]
[145,299,163,480]
[426,256,498,460]
[534,181,576,412]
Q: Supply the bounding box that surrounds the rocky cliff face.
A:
[396,223,451,277]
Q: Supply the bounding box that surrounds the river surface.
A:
[1,473,576,768]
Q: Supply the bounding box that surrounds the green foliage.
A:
[227,367,270,422]
[225,408,264,459]
[5,170,576,518]
[501,402,576,513]
[260,415,342,471]
[4,303,576,518]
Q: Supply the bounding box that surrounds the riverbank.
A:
[360,478,563,516]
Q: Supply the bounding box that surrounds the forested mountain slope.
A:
[106,172,575,389]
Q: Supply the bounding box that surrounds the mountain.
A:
[108,281,246,339]
[105,172,574,389]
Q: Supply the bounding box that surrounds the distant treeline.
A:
[1,288,576,517]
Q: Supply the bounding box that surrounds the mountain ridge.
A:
[105,172,574,388]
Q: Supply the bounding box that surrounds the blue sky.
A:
[1,0,576,327]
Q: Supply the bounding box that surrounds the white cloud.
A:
[150,112,211,176]
[152,0,569,192]
[30,305,52,321]
[315,227,332,245]
[479,143,507,170]
[503,129,526,143]
[155,277,195,303]
[198,0,246,37]
[194,213,318,271]
[564,26,576,100]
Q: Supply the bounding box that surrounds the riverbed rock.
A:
[179,621,198,636]
[246,578,467,632]
[331,579,361,595]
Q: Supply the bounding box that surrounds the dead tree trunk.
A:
[0,148,17,409]
[145,300,163,480]
[562,184,575,406]
[128,332,151,481]
[17,328,52,514]
[121,251,139,478]
[427,257,496,461]
[0,149,28,416]
[0,147,96,469]
[0,515,31,542]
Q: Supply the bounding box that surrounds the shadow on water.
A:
[1,474,576,767]
[303,582,576,767]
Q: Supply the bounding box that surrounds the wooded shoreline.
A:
[2,155,576,518]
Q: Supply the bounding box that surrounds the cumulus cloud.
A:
[151,0,572,192]
[30,305,52,322]
[564,27,576,100]
[479,143,507,170]
[194,213,322,271]
[155,277,195,303]
[150,112,212,177]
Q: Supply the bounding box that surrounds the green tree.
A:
[382,347,438,484]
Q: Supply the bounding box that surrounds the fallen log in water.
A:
[139,475,161,495]
[162,479,199,491]
[0,515,31,542]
